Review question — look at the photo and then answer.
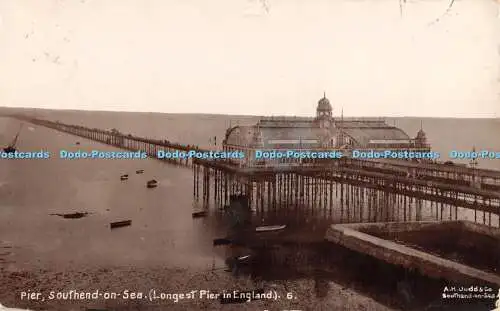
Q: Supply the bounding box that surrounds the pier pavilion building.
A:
[222,94,430,166]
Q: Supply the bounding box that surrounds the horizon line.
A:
[0,106,498,119]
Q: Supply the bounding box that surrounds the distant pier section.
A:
[10,114,207,166]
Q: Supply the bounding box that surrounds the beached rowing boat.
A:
[255,225,286,232]
[146,179,158,188]
[110,220,132,229]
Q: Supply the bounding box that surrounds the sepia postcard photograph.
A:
[0,0,500,310]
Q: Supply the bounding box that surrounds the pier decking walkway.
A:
[7,114,500,227]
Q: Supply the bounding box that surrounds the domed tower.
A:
[315,92,335,148]
[315,92,334,129]
[317,92,333,119]
[415,121,427,148]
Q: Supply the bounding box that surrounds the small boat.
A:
[192,210,207,218]
[2,123,23,154]
[237,255,251,261]
[76,141,80,145]
[255,225,286,232]
[50,212,89,219]
[2,146,16,153]
[136,169,144,174]
[120,174,129,181]
[146,179,158,188]
[110,220,132,229]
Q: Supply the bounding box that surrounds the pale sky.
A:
[0,0,499,117]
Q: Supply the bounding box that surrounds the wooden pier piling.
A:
[192,158,500,228]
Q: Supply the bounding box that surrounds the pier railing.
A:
[204,155,500,192]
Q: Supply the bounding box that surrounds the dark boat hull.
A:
[3,146,16,153]
[192,211,207,218]
[146,180,158,188]
[110,220,132,229]
[213,238,232,246]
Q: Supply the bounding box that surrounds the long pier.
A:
[13,115,208,167]
[7,114,500,228]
